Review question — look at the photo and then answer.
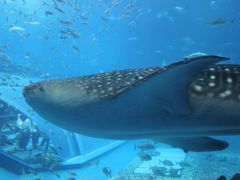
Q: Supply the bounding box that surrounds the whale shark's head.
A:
[23,79,98,110]
[23,81,66,121]
[23,81,65,109]
[23,78,100,131]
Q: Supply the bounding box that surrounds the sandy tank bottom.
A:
[113,151,240,180]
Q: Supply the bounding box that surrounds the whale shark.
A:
[23,55,239,152]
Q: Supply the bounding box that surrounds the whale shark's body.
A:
[23,55,240,152]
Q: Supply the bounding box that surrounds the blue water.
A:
[0,0,240,179]
[1,0,239,77]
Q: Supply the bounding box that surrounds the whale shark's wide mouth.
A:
[23,83,45,98]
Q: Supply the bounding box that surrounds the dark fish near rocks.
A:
[139,152,152,161]
[136,143,155,151]
[151,166,167,176]
[102,167,111,178]
[209,18,226,26]
[161,159,174,166]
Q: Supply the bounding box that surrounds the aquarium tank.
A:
[0,0,240,180]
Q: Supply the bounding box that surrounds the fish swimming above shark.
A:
[23,55,240,152]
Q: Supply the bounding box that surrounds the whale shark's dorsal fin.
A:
[117,55,229,115]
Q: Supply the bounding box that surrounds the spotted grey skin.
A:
[190,64,240,99]
[23,55,235,151]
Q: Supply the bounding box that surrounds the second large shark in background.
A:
[23,55,240,152]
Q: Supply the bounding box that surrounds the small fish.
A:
[60,30,68,34]
[2,44,9,49]
[44,35,49,40]
[147,151,161,157]
[56,0,66,4]
[67,178,76,180]
[54,7,65,14]
[68,172,77,176]
[102,167,111,178]
[139,153,152,161]
[45,11,54,16]
[42,2,51,6]
[209,18,226,26]
[24,52,31,59]
[112,0,121,7]
[80,14,88,20]
[80,21,88,25]
[53,173,61,178]
[178,161,191,167]
[230,18,236,24]
[92,36,97,42]
[169,167,180,177]
[136,143,155,151]
[73,7,81,12]
[151,166,166,176]
[101,16,109,22]
[50,47,58,52]
[26,21,41,25]
[59,36,68,40]
[173,6,186,13]
[104,8,112,15]
[59,20,73,25]
[72,45,80,51]
[69,31,81,38]
[161,159,174,166]
[128,37,137,41]
[23,33,30,38]
[9,26,25,32]
[0,51,11,64]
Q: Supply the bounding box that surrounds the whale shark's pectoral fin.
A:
[153,136,229,152]
[121,55,229,115]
